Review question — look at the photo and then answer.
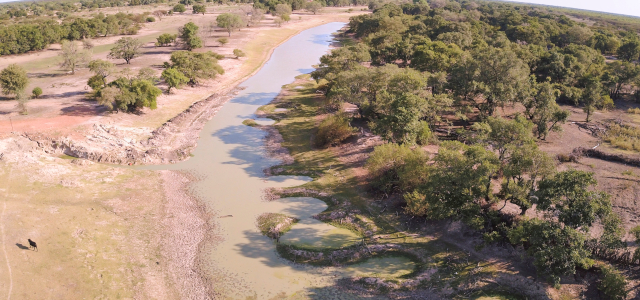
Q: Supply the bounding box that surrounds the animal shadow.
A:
[15,243,29,250]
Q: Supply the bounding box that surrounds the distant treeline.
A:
[0,12,148,55]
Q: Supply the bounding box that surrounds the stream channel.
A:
[143,22,415,299]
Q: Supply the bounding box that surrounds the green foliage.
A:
[274,3,292,16]
[173,4,186,13]
[535,170,612,229]
[161,68,189,93]
[216,13,244,36]
[416,121,435,145]
[508,219,593,286]
[233,49,246,58]
[603,123,640,152]
[366,143,430,195]
[59,40,91,74]
[256,213,299,240]
[314,113,354,147]
[146,16,155,22]
[156,33,178,47]
[108,37,142,64]
[632,226,640,263]
[167,51,224,85]
[179,22,203,51]
[31,87,42,98]
[88,59,115,87]
[97,78,162,112]
[192,4,206,15]
[87,75,105,90]
[0,64,28,97]
[405,141,498,229]
[598,265,628,300]
[0,13,146,56]
[523,81,570,140]
[217,37,228,46]
[617,39,640,62]
[304,1,323,14]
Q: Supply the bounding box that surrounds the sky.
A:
[499,0,640,18]
[0,0,638,18]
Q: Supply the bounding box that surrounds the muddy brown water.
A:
[143,23,414,299]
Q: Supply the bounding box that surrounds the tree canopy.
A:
[216,13,244,36]
[108,37,143,64]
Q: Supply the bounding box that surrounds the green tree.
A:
[405,141,499,229]
[217,38,228,46]
[305,1,322,14]
[410,40,463,73]
[216,13,244,36]
[192,4,206,15]
[161,68,189,93]
[602,61,640,100]
[523,80,570,140]
[274,3,292,16]
[88,59,115,87]
[156,33,177,47]
[535,170,613,229]
[32,87,42,98]
[474,47,531,117]
[108,37,143,64]
[167,51,224,85]
[99,78,162,112]
[617,39,640,62]
[598,265,628,300]
[233,49,245,59]
[0,64,28,98]
[179,22,203,51]
[508,219,593,286]
[173,4,186,13]
[366,143,430,195]
[59,40,91,74]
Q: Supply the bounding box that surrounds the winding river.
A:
[145,23,412,299]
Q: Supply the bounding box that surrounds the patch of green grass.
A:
[256,213,299,239]
[242,119,258,127]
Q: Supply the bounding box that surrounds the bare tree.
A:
[59,40,91,74]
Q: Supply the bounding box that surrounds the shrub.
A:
[626,107,640,114]
[32,87,42,98]
[416,121,436,145]
[604,123,640,152]
[217,38,228,46]
[366,143,430,195]
[598,265,628,300]
[233,49,245,58]
[557,153,580,163]
[256,213,298,240]
[242,119,258,127]
[146,16,155,22]
[314,113,354,147]
[173,4,186,13]
[156,33,178,47]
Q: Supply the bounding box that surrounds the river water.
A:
[144,23,412,299]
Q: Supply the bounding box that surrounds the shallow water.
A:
[143,23,414,299]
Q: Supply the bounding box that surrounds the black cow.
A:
[28,239,37,251]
